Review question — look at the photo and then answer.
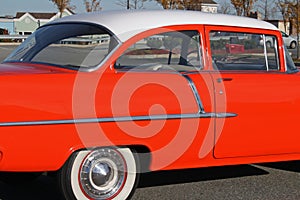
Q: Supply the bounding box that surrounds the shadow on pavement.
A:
[3,161,298,199]
[0,175,61,200]
[138,164,268,188]
[258,160,300,173]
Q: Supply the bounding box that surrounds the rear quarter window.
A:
[210,31,279,71]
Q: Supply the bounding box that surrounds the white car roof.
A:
[51,10,278,42]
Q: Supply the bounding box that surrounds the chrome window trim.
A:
[274,38,280,71]
[264,35,280,71]
[263,35,270,71]
[182,74,205,113]
[283,44,288,72]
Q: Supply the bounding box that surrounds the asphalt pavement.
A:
[0,45,16,61]
[1,162,300,200]
[1,44,300,200]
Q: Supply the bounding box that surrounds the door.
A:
[109,25,217,169]
[206,27,300,158]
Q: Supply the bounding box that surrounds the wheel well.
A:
[58,145,152,174]
[127,145,152,173]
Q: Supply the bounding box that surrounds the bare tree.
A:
[84,0,102,12]
[230,0,257,16]
[230,0,243,15]
[218,0,234,14]
[255,0,278,20]
[276,0,297,34]
[50,0,75,17]
[117,0,147,9]
[263,0,271,19]
[154,0,185,9]
[155,0,205,10]
[186,0,206,11]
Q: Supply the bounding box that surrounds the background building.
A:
[14,9,73,35]
[0,16,14,34]
[186,0,219,13]
[267,20,291,35]
[201,0,219,13]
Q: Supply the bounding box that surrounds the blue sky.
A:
[0,0,162,16]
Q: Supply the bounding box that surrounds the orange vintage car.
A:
[0,10,299,199]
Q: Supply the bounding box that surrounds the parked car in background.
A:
[263,31,297,49]
[0,10,299,200]
[281,31,297,49]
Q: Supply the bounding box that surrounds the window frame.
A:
[205,25,285,73]
[4,22,120,72]
[112,25,207,73]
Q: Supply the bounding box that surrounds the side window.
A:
[115,30,202,72]
[265,35,279,70]
[32,34,112,68]
[210,31,279,71]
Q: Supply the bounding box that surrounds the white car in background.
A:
[281,31,297,49]
[264,31,297,49]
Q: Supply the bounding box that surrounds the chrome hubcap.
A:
[91,162,113,187]
[79,148,126,199]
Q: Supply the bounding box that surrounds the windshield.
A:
[4,23,119,70]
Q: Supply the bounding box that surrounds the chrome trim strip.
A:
[263,34,270,71]
[182,74,205,113]
[0,112,237,127]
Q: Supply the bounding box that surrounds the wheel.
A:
[58,147,139,200]
[290,41,297,49]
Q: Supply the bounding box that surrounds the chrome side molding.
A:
[0,112,237,127]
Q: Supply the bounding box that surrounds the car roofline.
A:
[48,10,278,42]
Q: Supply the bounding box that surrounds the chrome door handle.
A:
[217,78,233,83]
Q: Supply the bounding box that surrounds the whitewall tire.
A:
[59,147,139,200]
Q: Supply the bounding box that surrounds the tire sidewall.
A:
[67,148,138,200]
